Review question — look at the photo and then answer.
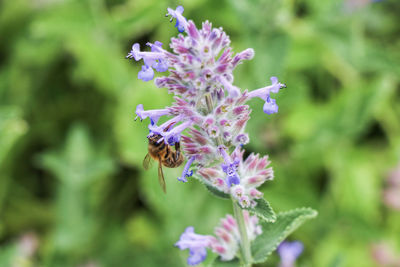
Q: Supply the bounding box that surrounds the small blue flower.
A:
[163,120,193,145]
[127,42,168,81]
[134,104,170,123]
[277,241,304,267]
[219,146,241,187]
[248,76,286,115]
[148,41,169,72]
[153,60,169,72]
[148,41,163,52]
[146,115,192,145]
[221,162,240,187]
[178,156,196,182]
[138,65,155,82]
[175,227,214,265]
[218,75,240,98]
[126,43,142,61]
[166,6,187,32]
[148,115,182,136]
[263,96,278,115]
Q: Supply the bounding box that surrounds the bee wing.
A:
[158,160,167,194]
[143,153,153,170]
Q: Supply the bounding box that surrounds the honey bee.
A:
[143,133,184,193]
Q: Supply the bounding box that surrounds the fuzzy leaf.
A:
[245,198,276,222]
[251,208,317,263]
[210,257,240,267]
[205,184,230,199]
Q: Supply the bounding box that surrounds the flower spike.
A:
[128,6,294,264]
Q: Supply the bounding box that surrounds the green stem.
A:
[232,198,252,267]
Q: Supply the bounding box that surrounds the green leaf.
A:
[210,257,240,267]
[0,106,27,165]
[245,198,276,223]
[251,208,318,263]
[204,184,230,199]
[37,123,115,188]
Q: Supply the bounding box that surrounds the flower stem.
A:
[232,198,252,267]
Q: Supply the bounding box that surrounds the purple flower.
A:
[135,104,170,123]
[178,156,196,182]
[277,241,304,267]
[231,48,255,67]
[126,43,142,61]
[211,211,262,261]
[219,146,241,187]
[248,76,286,115]
[127,42,168,81]
[164,120,193,145]
[149,41,169,72]
[263,96,278,114]
[197,147,273,208]
[234,133,249,145]
[218,75,240,98]
[175,227,215,265]
[130,6,281,208]
[146,115,193,146]
[176,211,262,263]
[127,43,165,63]
[138,65,154,82]
[166,6,187,32]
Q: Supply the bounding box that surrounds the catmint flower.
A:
[383,163,400,211]
[148,41,169,72]
[178,156,196,182]
[127,42,169,81]
[198,147,273,208]
[134,104,171,124]
[138,65,155,82]
[176,211,262,264]
[277,241,304,267]
[166,6,187,32]
[219,146,241,187]
[175,227,216,265]
[128,6,283,208]
[247,76,286,115]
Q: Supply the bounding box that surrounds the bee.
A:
[143,132,184,193]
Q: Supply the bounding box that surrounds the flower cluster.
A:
[197,147,273,208]
[175,211,262,265]
[128,5,288,265]
[128,6,285,202]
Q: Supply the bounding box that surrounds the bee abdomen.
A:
[162,151,184,168]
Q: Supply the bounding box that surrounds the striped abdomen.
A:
[148,134,184,168]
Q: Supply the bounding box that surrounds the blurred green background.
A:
[1,0,400,266]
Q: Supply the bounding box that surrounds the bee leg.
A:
[175,142,181,161]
